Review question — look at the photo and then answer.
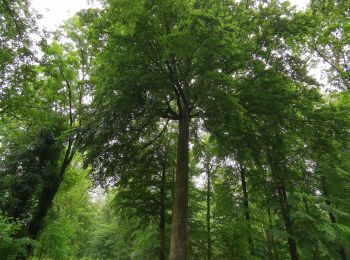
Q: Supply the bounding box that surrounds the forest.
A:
[0,0,349,259]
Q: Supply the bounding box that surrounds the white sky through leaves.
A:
[31,0,309,31]
[31,0,95,30]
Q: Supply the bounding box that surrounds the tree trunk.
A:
[27,161,68,240]
[206,167,212,260]
[302,197,310,213]
[28,182,60,239]
[27,142,74,256]
[321,178,347,260]
[268,151,298,260]
[240,166,255,256]
[169,109,190,260]
[276,185,298,260]
[267,207,279,260]
[159,161,166,260]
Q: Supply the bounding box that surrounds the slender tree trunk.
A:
[159,161,166,260]
[267,207,278,260]
[321,178,347,260]
[302,197,310,213]
[240,166,255,256]
[268,151,298,260]
[276,185,298,260]
[169,109,190,260]
[206,167,212,260]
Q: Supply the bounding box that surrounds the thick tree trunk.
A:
[26,172,64,257]
[28,181,60,239]
[27,161,69,241]
[159,162,166,260]
[239,166,255,256]
[169,110,190,260]
[206,167,212,260]
[27,141,74,256]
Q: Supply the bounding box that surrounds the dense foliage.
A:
[0,0,349,259]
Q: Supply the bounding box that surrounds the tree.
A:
[83,1,245,258]
[0,11,95,257]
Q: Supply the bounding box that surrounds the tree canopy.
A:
[0,0,349,259]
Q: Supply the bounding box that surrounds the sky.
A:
[31,0,97,30]
[31,0,309,31]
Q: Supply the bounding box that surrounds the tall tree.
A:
[83,1,246,258]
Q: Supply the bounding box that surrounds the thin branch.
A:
[58,66,74,126]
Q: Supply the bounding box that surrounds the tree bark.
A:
[239,166,255,257]
[268,151,298,260]
[27,160,69,240]
[276,185,298,260]
[27,138,75,255]
[169,109,190,260]
[206,166,212,260]
[267,207,279,260]
[159,161,166,260]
